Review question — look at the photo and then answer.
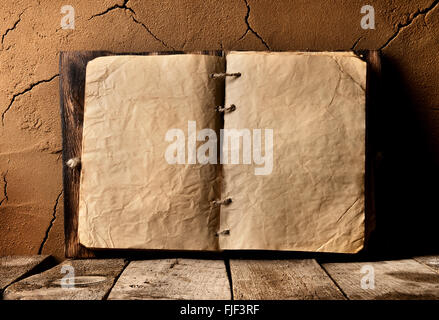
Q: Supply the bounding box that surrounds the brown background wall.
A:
[1,0,438,261]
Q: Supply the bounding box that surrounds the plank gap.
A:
[318,261,350,300]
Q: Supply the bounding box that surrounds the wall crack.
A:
[88,0,135,19]
[380,0,439,50]
[88,0,173,49]
[238,0,270,49]
[38,190,63,254]
[0,171,8,207]
[1,74,59,126]
[351,36,363,50]
[1,8,28,48]
[129,15,174,49]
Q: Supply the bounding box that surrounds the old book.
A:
[77,51,366,253]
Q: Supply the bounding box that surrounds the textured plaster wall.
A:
[0,0,438,260]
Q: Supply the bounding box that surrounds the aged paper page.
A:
[220,51,366,253]
[78,54,224,250]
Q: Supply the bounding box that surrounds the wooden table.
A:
[2,255,439,300]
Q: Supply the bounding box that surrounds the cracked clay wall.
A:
[1,0,439,260]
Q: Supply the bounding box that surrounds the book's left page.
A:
[78,54,224,250]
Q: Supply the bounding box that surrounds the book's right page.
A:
[220,51,366,253]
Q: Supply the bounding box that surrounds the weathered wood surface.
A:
[3,259,126,300]
[0,255,52,294]
[108,259,231,300]
[60,51,111,259]
[414,255,439,274]
[363,50,381,245]
[3,256,439,300]
[230,259,345,300]
[322,258,439,300]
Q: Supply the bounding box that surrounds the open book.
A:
[78,51,366,253]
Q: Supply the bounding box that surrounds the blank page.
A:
[219,51,366,253]
[78,54,224,250]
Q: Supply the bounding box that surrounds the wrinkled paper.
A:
[219,51,366,253]
[79,54,224,250]
[79,51,366,253]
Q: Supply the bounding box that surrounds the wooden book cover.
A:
[60,51,379,257]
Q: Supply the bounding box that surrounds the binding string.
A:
[209,72,241,79]
[216,104,236,113]
[216,229,230,236]
[212,198,232,206]
[66,157,81,168]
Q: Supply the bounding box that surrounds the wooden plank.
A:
[322,259,439,299]
[363,50,381,246]
[60,51,221,258]
[230,259,345,300]
[414,255,439,273]
[60,51,111,259]
[107,259,231,300]
[3,259,126,300]
[0,255,52,294]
